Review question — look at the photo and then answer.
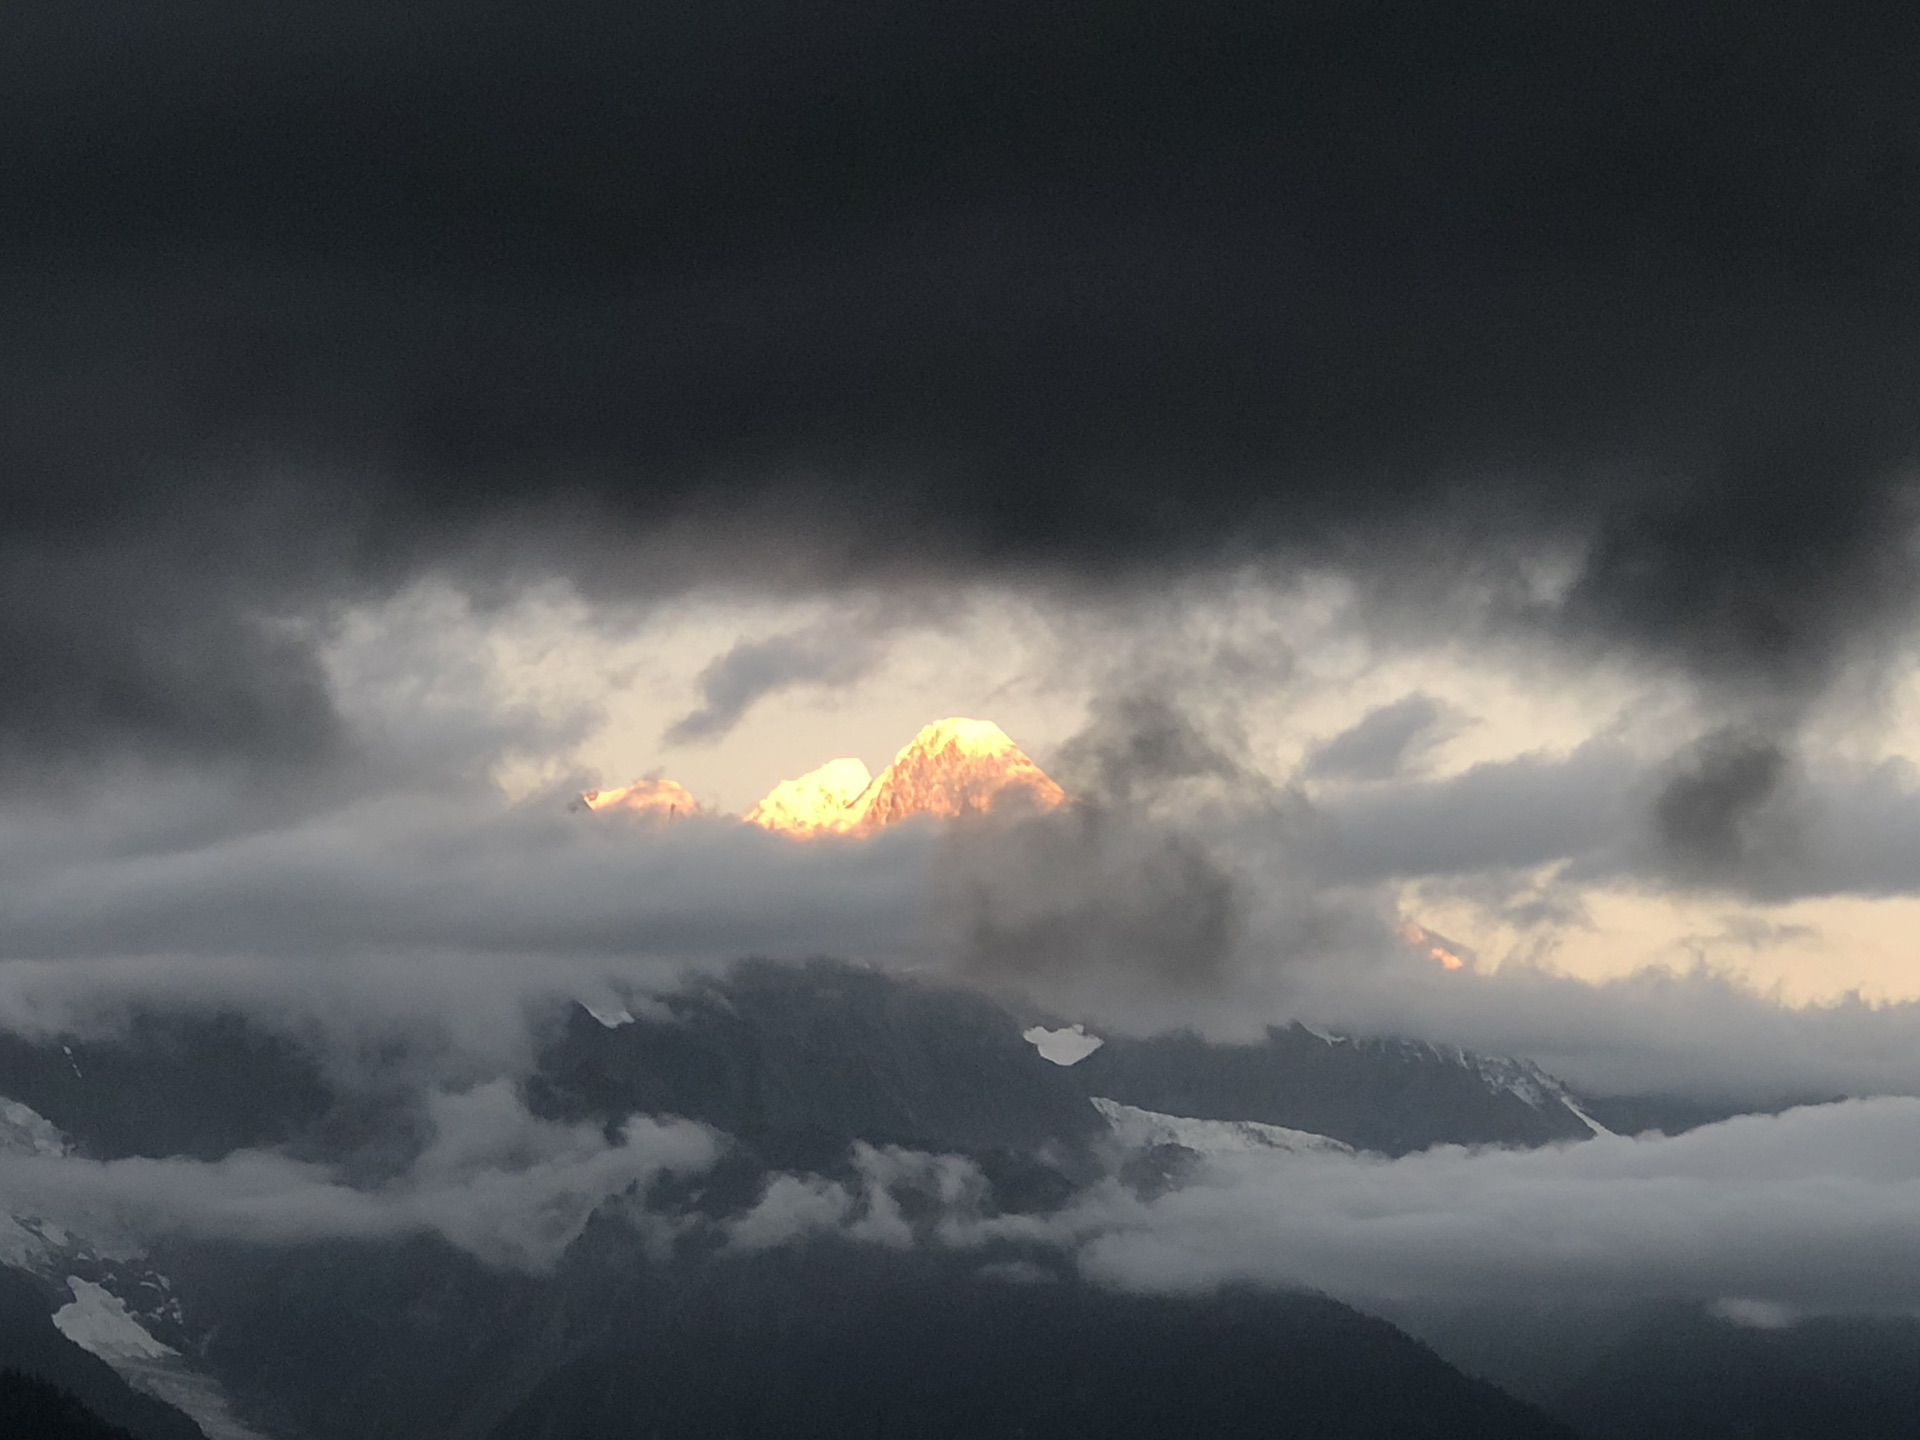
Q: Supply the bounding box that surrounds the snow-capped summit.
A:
[840,717,1065,834]
[744,718,1066,837]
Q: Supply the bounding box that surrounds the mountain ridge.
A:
[582,716,1067,836]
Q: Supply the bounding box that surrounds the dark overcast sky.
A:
[8,1,1920,770]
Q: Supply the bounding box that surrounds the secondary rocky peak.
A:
[576,777,701,819]
[744,757,873,837]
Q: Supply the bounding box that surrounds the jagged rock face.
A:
[842,718,1065,834]
[526,958,1108,1166]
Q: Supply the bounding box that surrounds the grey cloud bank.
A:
[1069,1098,1920,1316]
[15,1084,1920,1325]
[7,775,1920,1114]
[0,795,932,969]
[1314,736,1920,905]
[684,1097,1920,1319]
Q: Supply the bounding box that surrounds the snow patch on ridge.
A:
[55,1278,269,1440]
[1458,1051,1610,1133]
[1369,1041,1601,1132]
[1,1100,265,1439]
[1093,1097,1352,1156]
[54,1277,176,1361]
[1023,1024,1104,1066]
[0,1097,69,1158]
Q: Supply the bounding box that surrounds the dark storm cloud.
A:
[0,516,344,779]
[1653,728,1803,888]
[1051,692,1255,808]
[7,2,1920,766]
[934,809,1244,997]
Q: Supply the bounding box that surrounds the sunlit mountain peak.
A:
[743,757,874,837]
[741,717,1066,838]
[900,716,1022,759]
[845,716,1066,833]
[577,776,702,818]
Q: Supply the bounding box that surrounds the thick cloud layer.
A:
[15,1065,1920,1322]
[689,1101,1920,1318]
[0,1082,716,1272]
[9,755,1920,1107]
[7,3,1920,767]
[1070,1099,1920,1316]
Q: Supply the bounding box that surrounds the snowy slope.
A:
[1093,1097,1353,1156]
[1,1094,268,1439]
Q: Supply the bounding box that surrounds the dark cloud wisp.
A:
[1305,695,1456,783]
[1652,728,1803,892]
[664,621,888,747]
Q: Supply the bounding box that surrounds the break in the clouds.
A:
[5,4,1920,771]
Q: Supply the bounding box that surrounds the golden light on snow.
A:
[838,717,1066,835]
[579,717,1066,838]
[577,776,702,818]
[743,757,874,837]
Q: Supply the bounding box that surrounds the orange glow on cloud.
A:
[1399,921,1467,971]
